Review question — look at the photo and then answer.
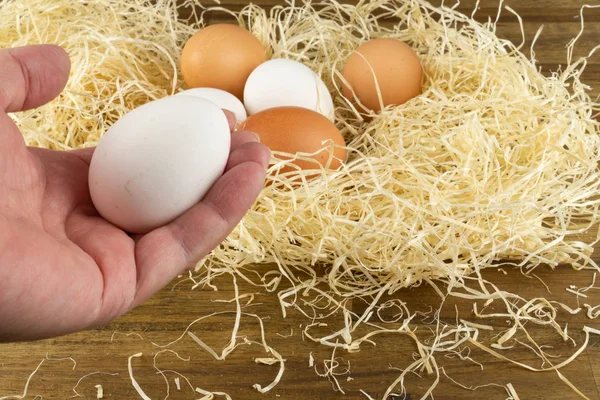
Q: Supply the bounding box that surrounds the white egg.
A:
[316,78,335,121]
[176,87,248,123]
[243,58,335,121]
[88,95,231,234]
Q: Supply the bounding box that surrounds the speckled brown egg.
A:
[180,24,268,100]
[342,38,423,113]
[239,106,347,175]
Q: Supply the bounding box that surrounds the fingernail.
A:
[251,131,261,142]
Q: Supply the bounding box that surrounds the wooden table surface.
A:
[2,0,600,399]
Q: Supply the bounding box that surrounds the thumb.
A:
[0,44,71,113]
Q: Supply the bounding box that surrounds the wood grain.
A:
[2,1,600,399]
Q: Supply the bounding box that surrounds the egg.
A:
[176,87,248,123]
[180,24,268,100]
[243,58,335,122]
[239,106,346,175]
[88,96,231,234]
[342,38,423,113]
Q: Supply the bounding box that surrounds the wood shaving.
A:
[0,359,44,400]
[72,372,119,398]
[94,385,103,399]
[127,353,151,400]
[44,354,77,370]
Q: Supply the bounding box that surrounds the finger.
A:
[226,141,270,172]
[132,144,269,306]
[70,147,95,165]
[223,109,236,131]
[230,129,260,150]
[0,44,71,113]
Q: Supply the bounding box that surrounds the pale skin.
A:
[0,44,270,342]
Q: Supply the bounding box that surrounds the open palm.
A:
[0,45,269,342]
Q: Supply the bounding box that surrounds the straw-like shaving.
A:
[127,353,151,400]
[0,359,45,400]
[71,372,119,398]
[94,384,103,399]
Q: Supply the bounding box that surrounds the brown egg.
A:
[239,106,347,176]
[342,38,423,113]
[180,24,268,100]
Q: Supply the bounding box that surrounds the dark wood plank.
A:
[192,0,600,23]
[2,1,600,399]
[2,265,600,399]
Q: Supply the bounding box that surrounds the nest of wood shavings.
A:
[2,0,599,289]
[200,0,600,294]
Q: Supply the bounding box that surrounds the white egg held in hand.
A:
[176,87,248,123]
[88,96,231,234]
[243,58,335,121]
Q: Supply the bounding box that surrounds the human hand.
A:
[0,45,270,342]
